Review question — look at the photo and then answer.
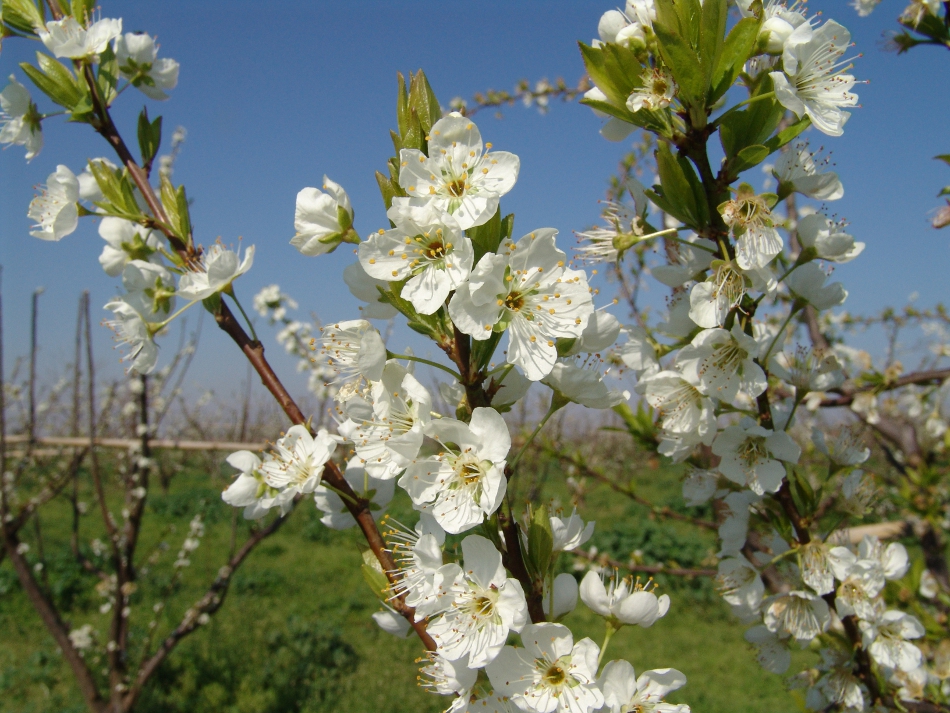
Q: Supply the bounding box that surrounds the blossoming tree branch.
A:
[2,0,950,711]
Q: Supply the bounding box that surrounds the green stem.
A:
[386,351,462,381]
[597,622,618,670]
[153,299,201,332]
[228,290,259,342]
[761,306,801,365]
[510,398,563,470]
[320,482,361,508]
[783,394,803,432]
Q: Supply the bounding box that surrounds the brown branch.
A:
[1,523,106,712]
[213,301,435,648]
[571,548,716,578]
[123,510,289,711]
[817,368,950,408]
[498,503,545,624]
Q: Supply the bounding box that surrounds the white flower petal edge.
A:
[487,623,604,713]
[395,112,519,229]
[450,229,593,381]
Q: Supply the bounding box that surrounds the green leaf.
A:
[601,43,644,101]
[710,17,759,104]
[731,144,770,174]
[580,97,672,137]
[21,55,82,109]
[70,0,95,24]
[395,72,410,137]
[938,186,950,197]
[360,550,390,601]
[3,0,44,33]
[160,174,182,235]
[653,142,705,228]
[137,109,163,170]
[578,42,625,108]
[762,114,810,154]
[467,207,502,264]
[527,504,554,579]
[500,213,514,242]
[653,24,704,109]
[935,154,950,167]
[402,109,425,153]
[175,184,192,241]
[96,43,119,106]
[408,70,441,136]
[699,0,727,91]
[375,171,398,211]
[718,85,785,161]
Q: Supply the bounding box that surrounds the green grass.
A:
[0,454,808,713]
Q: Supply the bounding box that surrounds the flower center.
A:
[425,240,446,259]
[505,291,525,312]
[738,436,769,468]
[446,177,467,197]
[543,664,566,686]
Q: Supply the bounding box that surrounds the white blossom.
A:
[712,417,801,494]
[340,361,432,479]
[115,32,180,100]
[177,243,255,300]
[550,508,595,552]
[359,203,473,314]
[770,346,845,395]
[399,407,510,534]
[290,177,354,256]
[487,623,604,713]
[626,67,677,113]
[861,610,925,672]
[395,112,519,230]
[651,235,716,288]
[0,75,42,160]
[69,624,95,652]
[419,652,478,707]
[774,142,843,201]
[764,590,831,643]
[449,230,593,381]
[427,535,528,668]
[372,605,411,638]
[579,571,670,628]
[641,370,717,441]
[343,261,398,319]
[721,186,783,270]
[542,573,579,621]
[786,263,848,311]
[97,217,162,276]
[745,626,792,674]
[814,425,870,467]
[716,556,765,620]
[599,659,690,713]
[221,451,293,520]
[259,425,340,496]
[103,298,158,374]
[770,20,859,137]
[797,213,863,263]
[676,326,767,402]
[314,319,387,401]
[385,513,453,619]
[29,165,79,241]
[682,468,718,506]
[38,16,122,59]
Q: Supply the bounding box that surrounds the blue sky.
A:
[1,0,948,401]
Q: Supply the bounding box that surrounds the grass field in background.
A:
[0,452,808,713]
